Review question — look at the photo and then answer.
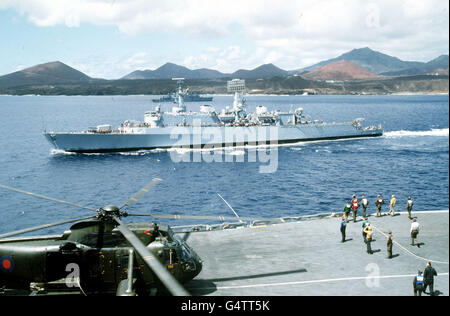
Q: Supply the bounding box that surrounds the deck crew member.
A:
[361,217,369,242]
[343,201,352,223]
[351,195,359,222]
[410,218,420,247]
[406,196,414,220]
[413,269,424,296]
[423,262,438,296]
[375,194,384,217]
[361,195,369,218]
[389,195,396,216]
[340,217,347,243]
[387,231,393,259]
[363,224,374,254]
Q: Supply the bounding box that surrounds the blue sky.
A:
[0,0,448,79]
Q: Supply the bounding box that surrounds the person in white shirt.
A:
[361,195,369,218]
[410,218,420,246]
[406,196,414,220]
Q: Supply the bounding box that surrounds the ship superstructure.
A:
[44,79,383,153]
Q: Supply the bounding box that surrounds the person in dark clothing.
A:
[343,201,351,223]
[413,269,424,296]
[340,217,347,242]
[375,194,384,217]
[144,223,160,243]
[423,262,438,296]
[406,196,414,220]
[387,231,393,259]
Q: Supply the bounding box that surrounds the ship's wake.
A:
[384,128,449,138]
[51,149,77,156]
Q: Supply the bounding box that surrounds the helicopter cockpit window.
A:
[78,232,127,248]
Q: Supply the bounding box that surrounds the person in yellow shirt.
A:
[389,195,396,216]
[363,224,374,254]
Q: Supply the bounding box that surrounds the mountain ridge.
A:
[0,61,93,88]
[116,49,450,80]
[122,62,227,80]
[121,62,288,80]
[380,54,450,76]
[296,47,429,75]
[302,60,379,80]
[0,48,448,89]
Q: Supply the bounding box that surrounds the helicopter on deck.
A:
[0,179,202,296]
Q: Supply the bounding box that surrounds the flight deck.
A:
[183,210,449,296]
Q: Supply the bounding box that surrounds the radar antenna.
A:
[227,79,246,119]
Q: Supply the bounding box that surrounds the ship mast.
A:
[173,78,186,112]
[227,79,246,120]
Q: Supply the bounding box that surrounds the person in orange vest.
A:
[351,195,359,222]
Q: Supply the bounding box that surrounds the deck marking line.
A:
[192,273,449,290]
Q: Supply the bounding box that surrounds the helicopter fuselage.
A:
[0,221,202,295]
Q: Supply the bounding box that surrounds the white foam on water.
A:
[384,128,449,138]
[225,149,245,156]
[118,151,148,156]
[50,149,76,156]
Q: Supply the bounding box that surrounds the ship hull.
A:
[44,124,383,153]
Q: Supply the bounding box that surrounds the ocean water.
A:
[0,94,448,235]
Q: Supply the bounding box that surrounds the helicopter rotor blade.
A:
[118,178,162,210]
[0,184,97,212]
[0,215,98,240]
[126,213,287,223]
[112,215,190,296]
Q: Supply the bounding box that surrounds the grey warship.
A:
[152,93,213,103]
[44,79,383,153]
[152,78,213,103]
